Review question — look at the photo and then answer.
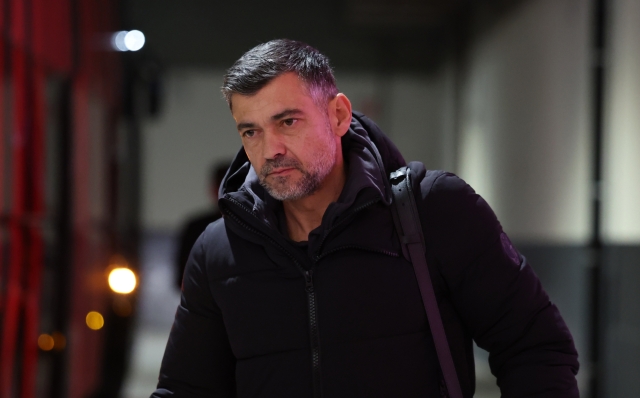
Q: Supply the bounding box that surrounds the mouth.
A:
[268,167,295,176]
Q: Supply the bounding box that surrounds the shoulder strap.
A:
[390,166,463,398]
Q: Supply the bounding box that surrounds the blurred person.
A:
[151,40,579,397]
[174,161,230,289]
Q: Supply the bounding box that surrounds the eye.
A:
[242,130,256,138]
[283,118,297,127]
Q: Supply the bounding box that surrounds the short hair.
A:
[222,39,338,110]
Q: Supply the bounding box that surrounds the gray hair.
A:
[222,39,338,110]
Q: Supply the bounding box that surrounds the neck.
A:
[283,159,346,242]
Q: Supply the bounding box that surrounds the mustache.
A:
[260,156,302,177]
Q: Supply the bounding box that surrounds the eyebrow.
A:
[271,108,303,121]
[236,108,304,131]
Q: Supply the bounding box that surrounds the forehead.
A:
[231,73,316,121]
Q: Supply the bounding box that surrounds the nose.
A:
[262,129,286,160]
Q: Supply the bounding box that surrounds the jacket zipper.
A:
[221,199,323,398]
[305,269,322,398]
[222,196,382,398]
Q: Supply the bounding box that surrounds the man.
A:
[175,161,230,289]
[152,39,579,397]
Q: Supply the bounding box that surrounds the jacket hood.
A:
[219,111,406,235]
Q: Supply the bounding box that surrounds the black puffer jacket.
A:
[152,112,579,397]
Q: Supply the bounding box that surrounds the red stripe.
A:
[19,0,46,394]
[9,0,27,47]
[0,2,28,391]
[20,61,46,398]
[0,0,5,312]
[42,0,72,72]
[31,0,45,64]
[0,1,28,390]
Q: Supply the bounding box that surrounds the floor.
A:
[121,233,180,398]
[121,232,500,398]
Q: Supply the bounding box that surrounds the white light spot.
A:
[108,268,138,294]
[112,31,128,52]
[124,30,145,51]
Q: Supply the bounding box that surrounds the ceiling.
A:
[122,0,523,73]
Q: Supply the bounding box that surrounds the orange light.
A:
[86,311,105,330]
[52,332,66,350]
[38,334,54,351]
[108,267,137,294]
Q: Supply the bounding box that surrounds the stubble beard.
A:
[258,123,337,201]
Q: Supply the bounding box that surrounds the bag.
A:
[390,166,464,398]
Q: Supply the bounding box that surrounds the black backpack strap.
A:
[390,166,463,398]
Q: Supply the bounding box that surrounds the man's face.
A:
[231,73,340,201]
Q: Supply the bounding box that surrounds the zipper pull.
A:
[305,270,314,292]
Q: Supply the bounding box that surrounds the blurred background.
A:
[0,0,639,396]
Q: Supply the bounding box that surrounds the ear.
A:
[329,93,352,138]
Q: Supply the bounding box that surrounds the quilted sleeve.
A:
[417,170,579,398]
[151,223,236,397]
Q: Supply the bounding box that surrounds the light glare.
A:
[38,334,54,351]
[112,31,128,51]
[86,311,104,330]
[124,30,145,51]
[108,267,137,294]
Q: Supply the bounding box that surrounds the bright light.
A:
[111,30,145,51]
[38,334,54,351]
[86,311,104,330]
[124,30,145,51]
[108,267,137,294]
[111,31,128,51]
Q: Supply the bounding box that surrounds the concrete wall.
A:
[141,69,238,231]
[457,0,592,244]
[602,0,640,244]
[600,0,640,396]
